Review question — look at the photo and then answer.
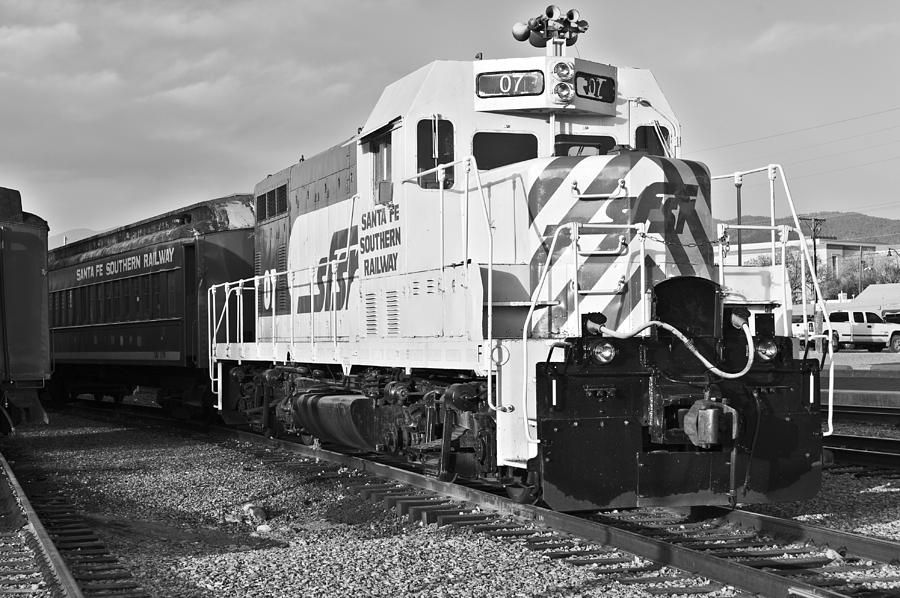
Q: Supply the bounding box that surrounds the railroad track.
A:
[825,434,900,469]
[236,431,900,598]
[0,450,81,598]
[50,401,900,597]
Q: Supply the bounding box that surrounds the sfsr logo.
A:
[261,226,359,315]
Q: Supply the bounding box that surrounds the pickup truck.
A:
[795,310,900,352]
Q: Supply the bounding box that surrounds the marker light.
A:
[590,341,617,365]
[553,61,574,81]
[554,82,574,103]
[755,339,779,361]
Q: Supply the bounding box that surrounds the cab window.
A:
[473,132,537,170]
[635,125,670,156]
[417,119,454,188]
[555,134,616,157]
[866,312,884,324]
[828,312,849,323]
[853,312,865,323]
[371,131,392,195]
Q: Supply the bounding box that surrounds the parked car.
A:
[825,310,900,352]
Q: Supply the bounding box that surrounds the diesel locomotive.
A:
[205,6,828,511]
[52,6,830,511]
[0,187,50,433]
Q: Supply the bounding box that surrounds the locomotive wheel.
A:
[505,483,541,504]
[504,468,542,504]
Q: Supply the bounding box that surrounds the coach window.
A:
[167,271,177,315]
[66,289,73,326]
[472,132,538,170]
[104,283,113,322]
[417,118,454,188]
[88,285,97,324]
[142,275,151,319]
[151,274,160,318]
[112,282,121,321]
[123,280,132,320]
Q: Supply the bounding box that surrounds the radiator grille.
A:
[365,292,378,336]
[385,290,400,336]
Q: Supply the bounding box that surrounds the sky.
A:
[2,0,899,241]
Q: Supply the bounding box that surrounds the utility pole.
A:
[799,216,835,354]
[798,217,826,301]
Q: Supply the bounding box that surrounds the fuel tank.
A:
[285,390,375,451]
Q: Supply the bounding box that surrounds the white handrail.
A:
[403,156,499,410]
[714,164,835,436]
[521,224,573,443]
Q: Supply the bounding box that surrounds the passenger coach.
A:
[48,195,255,410]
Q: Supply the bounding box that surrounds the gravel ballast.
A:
[2,413,721,598]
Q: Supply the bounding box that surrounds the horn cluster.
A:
[512,5,589,48]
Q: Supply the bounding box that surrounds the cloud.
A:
[0,21,80,65]
[746,21,900,55]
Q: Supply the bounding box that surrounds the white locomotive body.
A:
[210,7,825,510]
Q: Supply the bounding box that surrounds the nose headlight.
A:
[590,341,617,365]
[755,339,779,361]
[553,61,574,81]
[553,82,575,103]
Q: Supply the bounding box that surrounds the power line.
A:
[786,154,900,181]
[776,123,900,155]
[690,106,900,153]
[781,138,900,167]
[723,154,900,187]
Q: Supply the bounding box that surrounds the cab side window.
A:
[370,131,392,202]
[853,312,865,323]
[417,119,454,188]
[829,312,849,323]
[865,312,884,324]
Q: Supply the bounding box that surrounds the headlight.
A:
[553,62,574,81]
[589,341,617,365]
[755,339,779,361]
[553,82,574,103]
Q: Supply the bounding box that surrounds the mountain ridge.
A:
[719,211,900,245]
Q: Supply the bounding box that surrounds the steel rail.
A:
[824,434,900,467]
[829,405,900,424]
[707,506,900,565]
[0,450,84,598]
[224,428,858,598]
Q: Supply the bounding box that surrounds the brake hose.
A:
[599,320,755,379]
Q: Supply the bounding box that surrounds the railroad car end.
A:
[0,187,51,433]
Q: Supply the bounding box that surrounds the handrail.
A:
[713,164,835,436]
[403,155,500,411]
[522,224,573,442]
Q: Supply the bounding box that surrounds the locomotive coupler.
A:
[682,399,738,448]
